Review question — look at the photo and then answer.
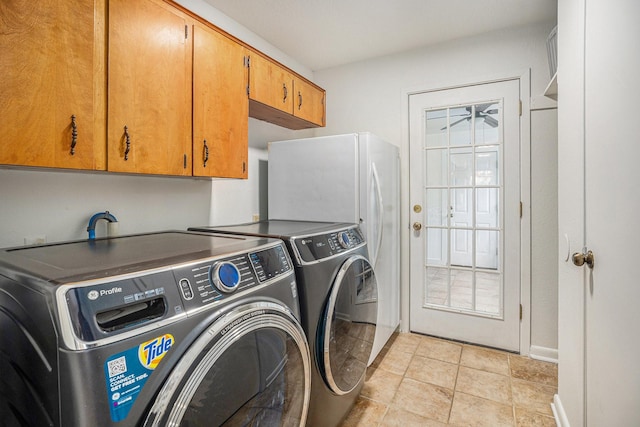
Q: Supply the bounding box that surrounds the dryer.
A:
[189,220,379,427]
[0,231,311,427]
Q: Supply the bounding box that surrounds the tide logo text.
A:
[138,334,174,370]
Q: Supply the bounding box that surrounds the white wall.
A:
[0,168,211,247]
[531,109,559,355]
[313,22,559,354]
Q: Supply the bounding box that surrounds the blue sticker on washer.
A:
[104,334,174,422]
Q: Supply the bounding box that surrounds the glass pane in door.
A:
[423,100,504,318]
[475,102,500,145]
[425,109,447,147]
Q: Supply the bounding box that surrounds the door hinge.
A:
[519,201,523,218]
[242,161,246,174]
[183,154,187,169]
[520,304,523,320]
[244,56,250,68]
[185,25,188,40]
[518,99,522,116]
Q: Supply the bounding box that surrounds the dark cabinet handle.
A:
[298,91,302,110]
[70,115,77,155]
[203,139,209,167]
[283,83,288,102]
[124,126,130,161]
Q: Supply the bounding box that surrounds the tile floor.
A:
[340,332,557,427]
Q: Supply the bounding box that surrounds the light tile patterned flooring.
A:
[340,332,557,427]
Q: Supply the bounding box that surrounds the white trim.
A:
[529,345,558,364]
[399,80,411,333]
[519,69,532,357]
[553,394,571,427]
[399,69,533,356]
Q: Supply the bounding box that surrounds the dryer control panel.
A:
[173,242,292,313]
[292,226,365,264]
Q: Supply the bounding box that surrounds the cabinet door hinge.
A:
[185,25,188,40]
[242,161,246,173]
[519,201,523,218]
[183,154,187,169]
[519,304,523,320]
[518,99,522,116]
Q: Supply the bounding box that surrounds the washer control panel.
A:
[173,242,292,313]
[293,226,365,263]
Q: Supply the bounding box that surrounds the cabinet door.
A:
[108,0,192,176]
[293,78,325,127]
[193,23,248,178]
[248,53,293,114]
[0,0,103,170]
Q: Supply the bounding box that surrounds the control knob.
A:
[210,261,241,293]
[338,231,352,249]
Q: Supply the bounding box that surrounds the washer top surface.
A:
[190,220,355,239]
[0,231,272,284]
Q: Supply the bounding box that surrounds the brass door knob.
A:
[572,250,594,269]
[413,222,422,231]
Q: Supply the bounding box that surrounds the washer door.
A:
[321,255,378,395]
[144,301,311,427]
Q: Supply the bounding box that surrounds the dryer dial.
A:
[338,231,352,249]
[210,261,241,293]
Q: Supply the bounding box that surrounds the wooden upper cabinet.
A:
[248,53,294,114]
[0,0,104,170]
[293,77,325,127]
[248,52,325,129]
[192,22,248,178]
[107,0,192,176]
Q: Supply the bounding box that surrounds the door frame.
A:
[400,70,531,355]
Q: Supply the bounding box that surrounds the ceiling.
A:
[203,0,557,71]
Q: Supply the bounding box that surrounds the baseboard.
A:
[552,394,570,427]
[529,345,558,363]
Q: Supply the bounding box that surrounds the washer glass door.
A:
[145,302,311,426]
[321,255,378,395]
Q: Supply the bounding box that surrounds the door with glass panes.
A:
[409,79,520,351]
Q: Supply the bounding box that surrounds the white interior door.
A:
[558,0,640,425]
[409,79,521,351]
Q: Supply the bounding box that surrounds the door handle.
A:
[413,222,422,231]
[572,250,594,269]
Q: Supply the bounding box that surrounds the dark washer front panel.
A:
[321,255,377,395]
[144,302,310,426]
[0,231,310,427]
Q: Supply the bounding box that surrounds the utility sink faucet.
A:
[87,211,118,240]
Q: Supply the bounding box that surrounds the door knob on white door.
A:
[413,222,422,231]
[572,250,595,269]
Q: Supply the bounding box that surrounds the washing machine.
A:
[0,231,311,427]
[189,220,378,427]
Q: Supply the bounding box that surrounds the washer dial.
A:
[338,231,352,249]
[210,261,241,293]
